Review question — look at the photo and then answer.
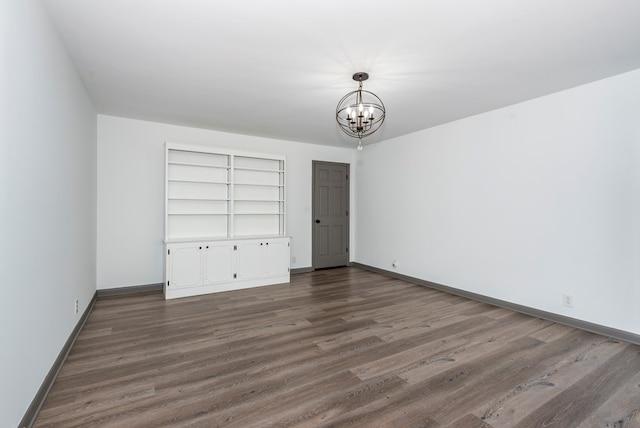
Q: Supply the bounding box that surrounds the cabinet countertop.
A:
[164,235,290,244]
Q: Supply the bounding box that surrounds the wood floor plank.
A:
[576,366,640,427]
[513,343,640,427]
[324,335,546,427]
[478,337,628,426]
[446,414,492,428]
[352,313,550,382]
[33,267,640,427]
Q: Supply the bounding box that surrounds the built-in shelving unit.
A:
[164,143,289,299]
[165,147,286,240]
[166,149,231,240]
[232,155,285,238]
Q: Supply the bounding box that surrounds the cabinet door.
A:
[265,239,289,277]
[236,240,265,280]
[203,242,235,285]
[168,245,202,288]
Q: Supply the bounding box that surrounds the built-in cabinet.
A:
[236,238,290,281]
[165,237,289,299]
[164,143,289,299]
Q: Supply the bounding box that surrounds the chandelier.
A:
[336,72,386,150]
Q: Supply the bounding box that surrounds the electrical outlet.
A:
[75,298,79,314]
[291,255,297,265]
[562,294,573,308]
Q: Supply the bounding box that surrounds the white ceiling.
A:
[42,0,640,148]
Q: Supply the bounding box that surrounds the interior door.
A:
[312,161,349,269]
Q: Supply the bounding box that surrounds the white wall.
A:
[0,1,97,426]
[97,115,355,289]
[356,69,640,335]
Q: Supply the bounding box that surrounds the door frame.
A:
[311,160,350,269]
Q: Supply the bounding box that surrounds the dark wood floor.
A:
[35,267,640,427]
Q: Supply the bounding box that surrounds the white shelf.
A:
[168,197,229,201]
[168,161,231,169]
[168,179,230,184]
[234,212,284,215]
[234,166,284,173]
[234,183,284,187]
[235,199,285,202]
[168,213,230,216]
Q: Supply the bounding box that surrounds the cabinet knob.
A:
[199,246,202,250]
[315,219,320,224]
